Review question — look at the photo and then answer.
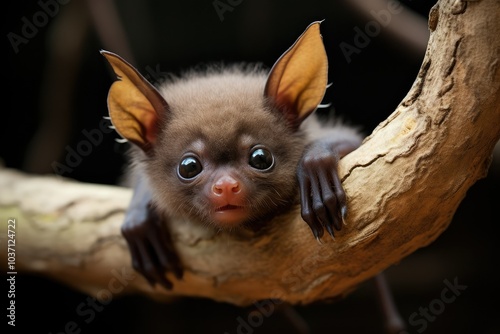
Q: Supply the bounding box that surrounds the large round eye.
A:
[249,147,274,170]
[178,156,202,179]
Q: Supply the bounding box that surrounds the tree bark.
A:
[1,0,499,306]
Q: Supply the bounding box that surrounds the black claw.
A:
[325,224,336,240]
[316,225,325,239]
[341,206,348,226]
[311,226,320,240]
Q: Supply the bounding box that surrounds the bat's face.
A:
[146,70,306,229]
[102,21,327,229]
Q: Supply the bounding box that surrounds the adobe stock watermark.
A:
[7,0,71,54]
[339,0,403,64]
[51,118,114,177]
[213,0,244,22]
[48,266,135,334]
[406,276,467,333]
[224,244,336,333]
[143,63,169,87]
[51,62,168,177]
[224,298,282,334]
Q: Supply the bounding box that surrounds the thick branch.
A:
[1,0,499,306]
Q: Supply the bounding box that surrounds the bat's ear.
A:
[101,50,168,153]
[264,21,328,130]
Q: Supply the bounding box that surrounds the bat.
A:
[101,21,362,289]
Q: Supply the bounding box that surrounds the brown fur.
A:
[136,66,304,228]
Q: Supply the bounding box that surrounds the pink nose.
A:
[213,176,240,195]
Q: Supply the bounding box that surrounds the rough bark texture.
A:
[1,0,499,306]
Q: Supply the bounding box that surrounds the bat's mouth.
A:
[216,204,243,211]
[213,204,247,226]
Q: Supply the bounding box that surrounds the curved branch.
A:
[1,0,499,306]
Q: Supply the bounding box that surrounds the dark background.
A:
[3,1,499,333]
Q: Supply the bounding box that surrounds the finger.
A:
[147,206,184,280]
[128,242,146,276]
[143,240,176,289]
[333,207,343,232]
[316,166,339,234]
[330,169,347,230]
[149,224,183,280]
[298,174,324,240]
[144,240,176,291]
[310,169,333,232]
[325,223,335,240]
[121,229,151,281]
[136,241,173,289]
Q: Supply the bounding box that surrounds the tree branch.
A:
[1,0,499,306]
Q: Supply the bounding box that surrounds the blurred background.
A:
[4,0,499,333]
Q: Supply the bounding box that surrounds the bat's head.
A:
[101,21,328,229]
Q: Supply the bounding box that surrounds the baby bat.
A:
[101,21,362,289]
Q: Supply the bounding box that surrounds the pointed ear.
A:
[264,21,328,129]
[100,50,168,153]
